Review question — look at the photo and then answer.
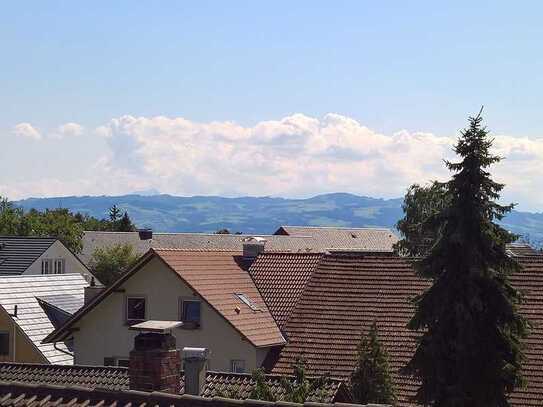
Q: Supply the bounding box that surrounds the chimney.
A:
[84,277,105,304]
[138,228,153,240]
[183,347,209,396]
[242,237,266,261]
[128,321,183,394]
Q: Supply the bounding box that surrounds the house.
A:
[273,226,398,252]
[0,236,92,281]
[79,231,319,267]
[44,246,286,372]
[0,326,371,406]
[0,274,89,364]
[79,226,399,268]
[251,251,543,407]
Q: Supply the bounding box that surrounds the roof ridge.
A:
[153,248,243,253]
[280,225,393,231]
[0,362,127,371]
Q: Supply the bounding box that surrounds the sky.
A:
[1,1,542,211]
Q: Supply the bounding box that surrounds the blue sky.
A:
[1,2,542,210]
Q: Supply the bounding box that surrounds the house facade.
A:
[0,236,92,281]
[45,249,285,372]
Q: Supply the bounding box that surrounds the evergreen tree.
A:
[279,357,329,403]
[350,321,396,405]
[249,369,277,401]
[109,205,121,223]
[402,111,529,406]
[117,212,136,232]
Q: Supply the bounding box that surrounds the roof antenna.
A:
[9,305,17,318]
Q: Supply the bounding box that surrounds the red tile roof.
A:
[155,249,285,348]
[0,363,348,403]
[272,252,543,407]
[45,249,284,349]
[0,381,374,407]
[249,253,323,329]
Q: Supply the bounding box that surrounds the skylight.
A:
[234,293,261,312]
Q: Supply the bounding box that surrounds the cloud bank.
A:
[3,113,543,210]
[12,123,42,140]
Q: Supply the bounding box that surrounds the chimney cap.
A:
[183,347,209,360]
[129,320,183,333]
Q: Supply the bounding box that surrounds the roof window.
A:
[234,293,261,312]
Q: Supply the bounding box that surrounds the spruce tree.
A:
[403,111,529,406]
[350,321,396,405]
[117,212,136,232]
[109,204,121,223]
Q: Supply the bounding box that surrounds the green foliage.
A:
[350,321,396,405]
[117,212,136,232]
[279,357,330,403]
[89,243,139,286]
[394,182,449,257]
[249,368,276,401]
[247,359,329,403]
[109,204,121,222]
[0,197,84,253]
[400,112,530,406]
[215,228,231,234]
[0,198,137,253]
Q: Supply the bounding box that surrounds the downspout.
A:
[8,305,18,362]
[53,340,74,357]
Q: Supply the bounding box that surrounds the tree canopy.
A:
[89,243,139,286]
[399,111,530,406]
[350,321,396,405]
[0,198,137,253]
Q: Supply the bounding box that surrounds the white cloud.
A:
[12,123,42,140]
[3,113,543,211]
[51,122,84,139]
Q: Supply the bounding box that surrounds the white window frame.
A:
[53,258,65,274]
[125,296,146,324]
[41,259,52,274]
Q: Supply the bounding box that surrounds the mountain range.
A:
[15,193,543,247]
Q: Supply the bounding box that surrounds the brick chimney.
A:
[128,321,183,394]
[183,347,209,396]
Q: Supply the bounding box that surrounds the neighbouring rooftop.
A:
[0,274,89,364]
[0,236,57,275]
[0,363,350,404]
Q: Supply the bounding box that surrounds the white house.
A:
[0,236,92,281]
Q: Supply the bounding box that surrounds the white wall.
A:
[72,257,268,372]
[25,241,92,281]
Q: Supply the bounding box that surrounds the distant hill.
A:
[15,193,543,246]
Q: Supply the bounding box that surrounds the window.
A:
[126,297,146,323]
[0,332,9,356]
[54,259,65,274]
[41,259,51,274]
[230,360,245,373]
[104,357,129,367]
[41,258,64,274]
[234,293,260,311]
[103,357,115,366]
[117,359,130,368]
[180,299,201,328]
